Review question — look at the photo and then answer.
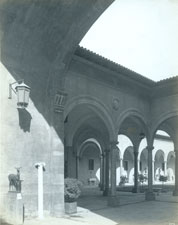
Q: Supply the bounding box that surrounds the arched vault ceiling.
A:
[157,116,178,142]
[65,104,110,146]
[119,116,146,144]
[0,0,114,67]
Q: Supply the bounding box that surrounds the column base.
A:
[145,191,156,201]
[103,189,109,196]
[173,189,178,196]
[107,196,120,207]
[132,187,139,193]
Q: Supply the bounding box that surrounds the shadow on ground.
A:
[0,218,12,225]
[78,186,178,225]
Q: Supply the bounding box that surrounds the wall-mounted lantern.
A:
[9,80,31,108]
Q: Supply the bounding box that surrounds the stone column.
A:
[103,149,110,196]
[65,146,73,178]
[108,141,120,207]
[138,159,140,174]
[132,147,139,193]
[110,142,117,196]
[145,146,155,200]
[100,154,104,190]
[152,160,155,184]
[164,161,167,176]
[120,158,123,177]
[102,153,106,191]
[49,66,67,216]
[76,155,80,179]
[35,162,46,219]
[173,150,178,196]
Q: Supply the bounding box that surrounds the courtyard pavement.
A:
[2,187,178,225]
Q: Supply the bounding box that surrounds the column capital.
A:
[133,145,139,153]
[133,151,139,158]
[100,153,104,158]
[110,141,119,147]
[35,162,46,171]
[105,148,110,153]
[146,146,154,151]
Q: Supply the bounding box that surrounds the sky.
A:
[80,0,178,82]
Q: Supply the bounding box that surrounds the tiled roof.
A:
[75,46,155,86]
[76,46,178,86]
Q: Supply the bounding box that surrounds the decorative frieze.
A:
[54,90,67,113]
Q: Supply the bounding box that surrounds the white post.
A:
[35,162,45,219]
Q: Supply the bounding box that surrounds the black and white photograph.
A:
[0,0,178,224]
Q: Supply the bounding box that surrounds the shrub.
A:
[64,178,82,203]
[138,174,147,184]
[119,176,127,186]
[159,175,167,182]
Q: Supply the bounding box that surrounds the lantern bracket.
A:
[9,79,24,99]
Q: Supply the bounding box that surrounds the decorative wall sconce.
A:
[9,80,31,108]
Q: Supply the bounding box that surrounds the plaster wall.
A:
[0,62,64,216]
[79,147,100,185]
[151,95,178,129]
[65,57,151,130]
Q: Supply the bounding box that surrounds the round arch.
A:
[116,108,148,133]
[123,146,134,184]
[151,111,178,139]
[117,134,133,159]
[64,95,117,140]
[167,150,175,162]
[154,149,165,161]
[167,151,175,182]
[154,149,165,180]
[139,148,148,173]
[78,138,102,158]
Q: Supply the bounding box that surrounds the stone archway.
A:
[167,151,175,183]
[123,146,134,184]
[154,150,165,182]
[78,141,101,186]
[140,148,148,175]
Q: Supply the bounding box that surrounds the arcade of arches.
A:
[0,0,178,217]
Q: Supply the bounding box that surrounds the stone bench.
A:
[153,188,162,195]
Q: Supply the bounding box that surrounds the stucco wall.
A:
[0,62,64,217]
[65,56,151,133]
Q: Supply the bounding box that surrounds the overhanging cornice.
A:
[73,46,178,99]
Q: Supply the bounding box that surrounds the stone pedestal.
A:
[5,192,24,225]
[107,195,120,207]
[65,202,77,214]
[145,191,155,201]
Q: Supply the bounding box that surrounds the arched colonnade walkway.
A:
[64,96,178,204]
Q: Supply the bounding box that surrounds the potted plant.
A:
[159,175,168,192]
[64,178,82,214]
[138,174,147,192]
[119,175,127,186]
